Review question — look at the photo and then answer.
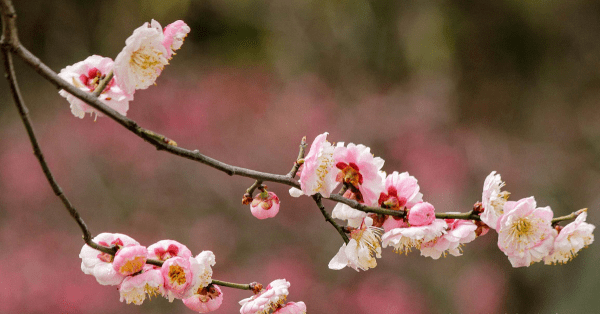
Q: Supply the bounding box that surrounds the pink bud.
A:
[112,245,147,276]
[250,191,280,219]
[407,202,435,226]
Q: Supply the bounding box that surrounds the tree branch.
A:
[312,194,349,243]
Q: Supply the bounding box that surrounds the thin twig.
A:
[287,136,307,178]
[92,70,113,97]
[313,194,350,243]
[211,279,254,291]
[552,208,587,224]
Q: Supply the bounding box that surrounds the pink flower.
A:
[497,197,556,267]
[480,171,510,230]
[114,20,169,94]
[407,202,436,227]
[58,55,132,119]
[147,240,192,262]
[379,171,423,209]
[273,301,307,314]
[186,251,216,298]
[334,143,385,206]
[112,245,147,276]
[161,256,196,301]
[544,210,595,265]
[382,219,447,255]
[162,20,190,59]
[290,132,339,198]
[329,217,383,271]
[79,232,139,285]
[118,266,164,305]
[239,279,290,314]
[250,191,280,219]
[420,218,478,259]
[183,284,223,313]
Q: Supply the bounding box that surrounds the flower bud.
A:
[407,202,435,226]
[250,191,280,219]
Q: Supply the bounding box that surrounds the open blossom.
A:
[420,218,478,259]
[407,202,436,227]
[119,266,164,305]
[544,210,595,265]
[334,143,385,206]
[382,219,447,255]
[290,132,339,198]
[162,20,190,59]
[497,197,556,267]
[481,171,510,230]
[114,20,169,94]
[183,284,223,313]
[58,55,132,119]
[186,251,216,298]
[329,217,383,271]
[112,245,147,276]
[147,240,192,262]
[161,256,197,301]
[79,233,139,285]
[239,279,290,314]
[250,191,280,219]
[273,301,307,314]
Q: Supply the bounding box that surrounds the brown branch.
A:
[287,136,307,178]
[92,70,113,97]
[312,194,349,243]
[552,208,587,224]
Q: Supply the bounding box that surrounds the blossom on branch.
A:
[58,55,132,119]
[112,245,147,276]
[161,256,198,301]
[250,190,280,219]
[162,20,191,59]
[496,197,556,267]
[114,20,169,94]
[382,219,447,255]
[290,132,338,198]
[334,143,385,206]
[183,284,223,313]
[329,217,383,271]
[407,202,436,227]
[420,218,478,259]
[147,239,193,261]
[480,171,510,230]
[186,251,216,298]
[544,210,595,265]
[239,279,290,314]
[79,232,140,285]
[273,301,307,314]
[118,265,164,305]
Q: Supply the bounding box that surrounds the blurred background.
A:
[1,0,600,313]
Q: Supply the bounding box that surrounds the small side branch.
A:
[552,208,587,224]
[313,194,349,243]
[287,136,307,178]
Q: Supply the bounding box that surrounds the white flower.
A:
[480,171,510,230]
[544,210,595,265]
[382,219,447,255]
[239,279,290,314]
[118,267,164,305]
[329,217,383,271]
[186,251,216,296]
[114,20,169,94]
[420,218,478,259]
[79,233,139,285]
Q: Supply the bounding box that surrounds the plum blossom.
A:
[407,202,436,227]
[114,20,169,94]
[162,20,191,59]
[79,232,139,285]
[118,266,164,305]
[273,301,307,314]
[183,284,223,313]
[250,190,280,219]
[161,256,198,301]
[544,210,595,265]
[58,55,132,119]
[147,240,192,262]
[420,218,478,259]
[382,219,447,255]
[480,171,510,230]
[112,245,147,276]
[497,197,556,267]
[329,217,383,271]
[186,251,216,299]
[239,279,290,314]
[333,143,385,206]
[289,132,338,198]
[331,190,369,228]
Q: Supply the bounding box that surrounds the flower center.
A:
[129,45,167,85]
[120,256,145,274]
[168,265,187,285]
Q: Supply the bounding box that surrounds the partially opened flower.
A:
[497,197,556,267]
[58,55,132,119]
[250,190,280,219]
[329,217,383,271]
[382,219,447,255]
[239,279,290,314]
[544,210,595,265]
[480,171,510,230]
[290,132,339,198]
[162,20,190,59]
[183,284,223,313]
[114,20,169,94]
[118,266,164,305]
[420,218,478,259]
[79,233,139,285]
[147,240,192,262]
[112,245,147,276]
[273,301,307,314]
[334,143,385,206]
[407,202,436,227]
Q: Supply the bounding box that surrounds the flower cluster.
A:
[80,234,220,312]
[289,133,595,270]
[58,19,190,119]
[239,279,306,314]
